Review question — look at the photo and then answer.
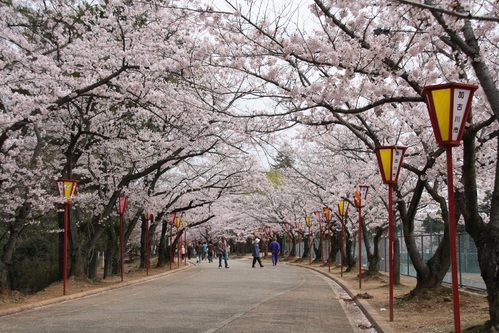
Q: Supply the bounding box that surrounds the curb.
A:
[290,263,395,333]
[0,264,193,318]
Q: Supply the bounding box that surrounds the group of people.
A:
[186,239,231,268]
[186,236,282,269]
[252,237,281,268]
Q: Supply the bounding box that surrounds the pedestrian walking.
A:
[269,238,280,266]
[202,241,208,261]
[181,244,186,260]
[252,238,264,268]
[208,241,215,262]
[196,241,203,264]
[217,236,229,269]
[187,242,193,260]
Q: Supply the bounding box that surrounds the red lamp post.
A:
[337,200,348,277]
[305,216,311,265]
[375,145,407,322]
[169,212,176,270]
[143,213,153,275]
[56,178,78,296]
[116,195,128,282]
[183,220,188,266]
[175,216,181,268]
[423,82,478,333]
[323,207,331,272]
[354,185,369,289]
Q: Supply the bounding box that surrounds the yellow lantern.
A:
[422,82,478,146]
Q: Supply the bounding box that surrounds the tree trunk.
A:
[0,223,21,291]
[366,226,383,275]
[476,227,499,331]
[103,228,117,279]
[156,220,168,268]
[87,251,99,280]
[302,233,310,260]
[462,134,499,330]
[393,237,400,285]
[330,232,341,265]
[345,232,356,271]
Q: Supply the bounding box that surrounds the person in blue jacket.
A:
[252,238,264,268]
[269,238,281,266]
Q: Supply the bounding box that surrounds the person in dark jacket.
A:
[252,238,264,268]
[269,238,281,266]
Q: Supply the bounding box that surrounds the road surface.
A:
[0,259,375,333]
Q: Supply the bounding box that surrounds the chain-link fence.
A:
[284,231,485,290]
[377,232,484,290]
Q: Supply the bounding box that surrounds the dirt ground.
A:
[0,257,490,333]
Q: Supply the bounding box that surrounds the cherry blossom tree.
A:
[199,0,499,328]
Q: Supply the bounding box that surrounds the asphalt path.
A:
[0,259,373,333]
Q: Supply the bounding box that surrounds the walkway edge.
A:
[290,264,396,333]
[0,264,193,318]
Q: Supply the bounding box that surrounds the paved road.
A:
[0,259,374,333]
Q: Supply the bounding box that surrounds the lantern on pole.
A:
[115,195,128,282]
[375,145,407,322]
[143,213,153,275]
[175,216,182,267]
[338,200,349,277]
[423,82,478,333]
[305,216,311,265]
[56,178,78,296]
[323,207,331,272]
[354,185,369,289]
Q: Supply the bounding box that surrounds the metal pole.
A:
[169,225,172,270]
[319,219,324,267]
[308,225,311,265]
[146,218,149,275]
[120,213,124,282]
[184,229,187,266]
[389,184,394,322]
[358,205,362,289]
[446,146,461,333]
[177,229,180,268]
[63,203,69,295]
[328,220,331,272]
[341,214,344,277]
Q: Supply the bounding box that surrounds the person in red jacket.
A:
[208,241,215,262]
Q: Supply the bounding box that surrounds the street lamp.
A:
[305,216,311,265]
[183,219,188,266]
[323,207,331,272]
[337,200,349,277]
[375,145,407,322]
[143,213,153,275]
[175,216,181,268]
[354,185,369,289]
[55,178,78,295]
[423,82,478,333]
[115,195,128,282]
